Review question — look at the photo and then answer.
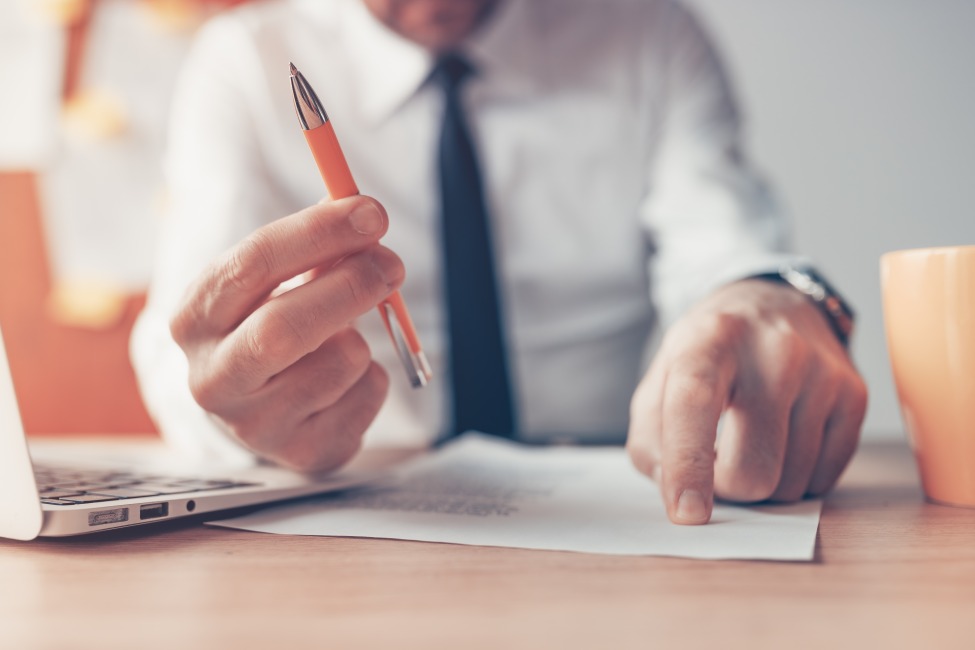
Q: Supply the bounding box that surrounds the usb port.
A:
[139,503,169,520]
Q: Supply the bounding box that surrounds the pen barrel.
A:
[303,122,359,200]
[380,291,423,355]
[299,106,431,386]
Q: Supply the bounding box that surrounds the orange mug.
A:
[881,245,975,507]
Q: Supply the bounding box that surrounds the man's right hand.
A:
[169,196,404,472]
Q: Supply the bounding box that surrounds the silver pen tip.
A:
[289,62,298,76]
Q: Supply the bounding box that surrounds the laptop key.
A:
[39,490,84,499]
[131,481,258,493]
[56,494,120,504]
[34,461,262,508]
[170,479,234,490]
[167,480,242,490]
[122,483,201,495]
[50,482,132,491]
[87,487,163,499]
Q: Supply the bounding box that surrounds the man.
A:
[131,0,867,526]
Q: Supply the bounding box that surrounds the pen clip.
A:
[382,302,432,389]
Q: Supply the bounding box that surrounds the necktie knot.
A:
[433,53,475,91]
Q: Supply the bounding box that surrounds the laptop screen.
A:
[0,325,44,540]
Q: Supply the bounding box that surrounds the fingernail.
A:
[675,489,709,524]
[349,202,384,235]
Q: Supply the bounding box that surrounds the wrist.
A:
[748,265,855,347]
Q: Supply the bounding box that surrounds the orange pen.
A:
[290,63,432,388]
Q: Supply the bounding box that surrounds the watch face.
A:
[781,267,827,301]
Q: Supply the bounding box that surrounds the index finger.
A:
[172,196,388,343]
[660,341,736,525]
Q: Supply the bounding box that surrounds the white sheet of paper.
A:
[208,434,822,561]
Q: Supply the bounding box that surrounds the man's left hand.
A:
[626,279,868,525]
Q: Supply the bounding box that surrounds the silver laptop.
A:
[0,325,375,540]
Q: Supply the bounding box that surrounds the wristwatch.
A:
[752,265,856,347]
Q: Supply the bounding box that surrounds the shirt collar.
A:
[463,0,539,100]
[343,0,537,126]
[341,1,430,125]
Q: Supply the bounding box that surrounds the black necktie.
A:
[434,53,516,439]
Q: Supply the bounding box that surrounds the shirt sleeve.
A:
[639,4,808,331]
[130,17,287,464]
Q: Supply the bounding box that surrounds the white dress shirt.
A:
[131,0,804,462]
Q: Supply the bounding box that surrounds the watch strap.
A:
[751,266,855,347]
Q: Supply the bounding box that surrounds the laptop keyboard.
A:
[35,465,260,506]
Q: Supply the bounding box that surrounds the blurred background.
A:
[0,0,244,435]
[690,0,975,439]
[1,0,973,438]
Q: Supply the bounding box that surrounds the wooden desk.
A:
[2,440,974,649]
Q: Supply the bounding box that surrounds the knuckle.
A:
[805,483,831,499]
[275,451,311,472]
[311,333,374,404]
[203,404,282,458]
[287,425,369,475]
[364,361,390,401]
[373,246,406,287]
[335,256,379,307]
[336,329,372,373]
[251,305,309,360]
[169,283,212,346]
[341,364,389,434]
[727,464,781,502]
[282,449,332,474]
[224,321,277,383]
[220,419,261,448]
[699,311,749,348]
[187,371,223,412]
[770,483,806,503]
[310,436,364,473]
[847,375,869,416]
[807,456,850,497]
[630,375,654,409]
[222,233,275,294]
[273,361,389,474]
[303,203,343,252]
[770,326,810,370]
[836,427,861,463]
[169,307,192,346]
[241,320,273,367]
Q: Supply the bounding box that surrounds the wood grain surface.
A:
[1,440,974,649]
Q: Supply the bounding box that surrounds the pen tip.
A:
[289,62,298,76]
